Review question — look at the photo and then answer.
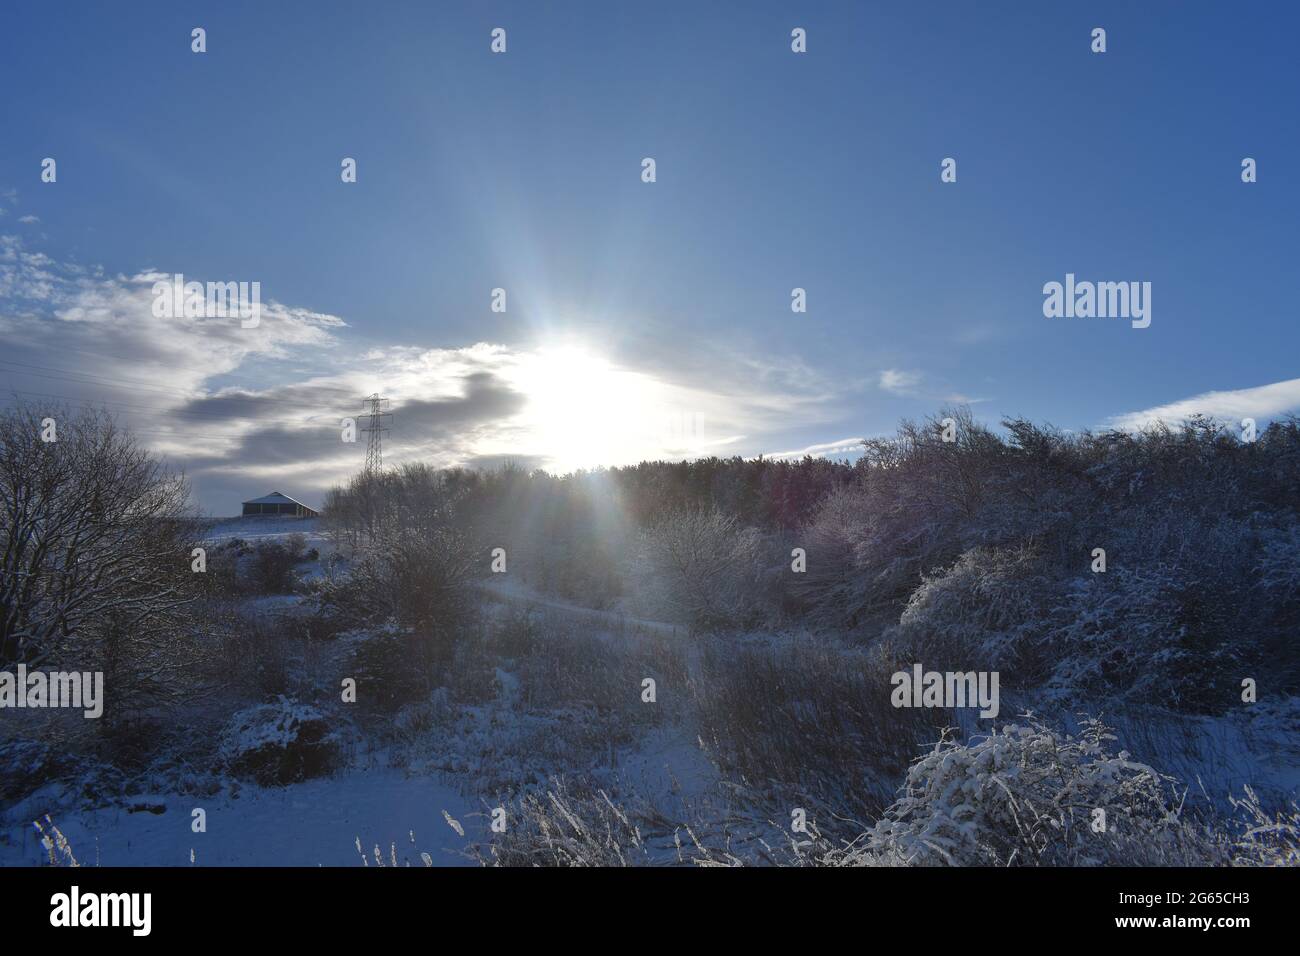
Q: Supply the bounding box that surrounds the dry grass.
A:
[690,637,953,823]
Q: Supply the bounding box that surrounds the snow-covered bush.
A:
[1257,524,1300,599]
[219,696,342,786]
[1046,566,1245,711]
[316,528,475,633]
[861,718,1210,867]
[891,545,1052,679]
[790,484,878,627]
[633,507,769,630]
[0,740,66,803]
[390,688,454,742]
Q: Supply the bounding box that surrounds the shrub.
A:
[344,623,443,712]
[285,532,309,561]
[0,740,67,803]
[317,527,475,631]
[788,484,877,627]
[252,542,299,594]
[860,717,1211,866]
[219,696,342,785]
[634,507,769,630]
[1047,566,1245,711]
[891,545,1052,680]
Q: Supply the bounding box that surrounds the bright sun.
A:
[514,345,667,472]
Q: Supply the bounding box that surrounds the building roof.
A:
[241,490,314,508]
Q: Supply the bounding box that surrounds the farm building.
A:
[240,491,319,518]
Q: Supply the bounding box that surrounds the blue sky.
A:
[1,1,1297,512]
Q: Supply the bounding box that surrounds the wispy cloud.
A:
[767,436,864,461]
[876,367,988,406]
[879,368,922,395]
[1108,378,1300,431]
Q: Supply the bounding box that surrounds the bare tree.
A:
[0,402,199,669]
[323,462,469,555]
[637,506,765,629]
[318,462,478,633]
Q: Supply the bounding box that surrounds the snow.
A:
[201,515,326,542]
[3,525,1295,867]
[2,769,480,867]
[221,697,330,754]
[477,577,683,636]
[200,515,339,565]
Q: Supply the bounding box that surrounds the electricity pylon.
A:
[360,393,391,473]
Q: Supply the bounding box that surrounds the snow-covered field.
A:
[0,519,724,867]
[201,515,326,542]
[4,768,479,867]
[5,519,1298,868]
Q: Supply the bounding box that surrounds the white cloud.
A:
[0,236,853,508]
[876,368,988,406]
[1108,378,1300,431]
[18,215,39,224]
[766,436,864,460]
[0,251,346,395]
[879,368,922,395]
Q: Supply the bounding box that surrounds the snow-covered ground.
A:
[202,515,338,558]
[0,551,728,867]
[3,514,1294,866]
[201,515,326,543]
[477,576,684,636]
[3,768,480,867]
